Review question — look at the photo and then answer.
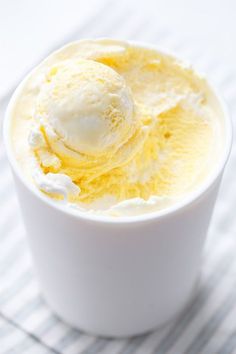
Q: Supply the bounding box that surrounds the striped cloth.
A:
[1,1,236,353]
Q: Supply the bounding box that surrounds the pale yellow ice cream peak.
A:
[10,39,223,213]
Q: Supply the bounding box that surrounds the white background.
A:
[0,0,235,99]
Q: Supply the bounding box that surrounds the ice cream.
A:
[10,39,224,216]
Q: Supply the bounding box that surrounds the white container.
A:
[3,42,232,338]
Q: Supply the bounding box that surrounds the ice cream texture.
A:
[10,39,223,215]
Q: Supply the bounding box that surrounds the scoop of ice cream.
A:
[36,59,135,156]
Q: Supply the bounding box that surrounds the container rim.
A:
[3,38,233,225]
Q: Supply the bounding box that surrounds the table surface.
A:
[1,0,236,353]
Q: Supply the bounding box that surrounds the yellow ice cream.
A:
[10,39,223,213]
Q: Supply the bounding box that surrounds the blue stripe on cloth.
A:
[35,315,61,337]
[116,333,148,354]
[217,330,236,354]
[82,338,114,354]
[54,328,81,352]
[183,283,236,354]
[0,311,61,354]
[4,337,53,354]
[153,249,236,353]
